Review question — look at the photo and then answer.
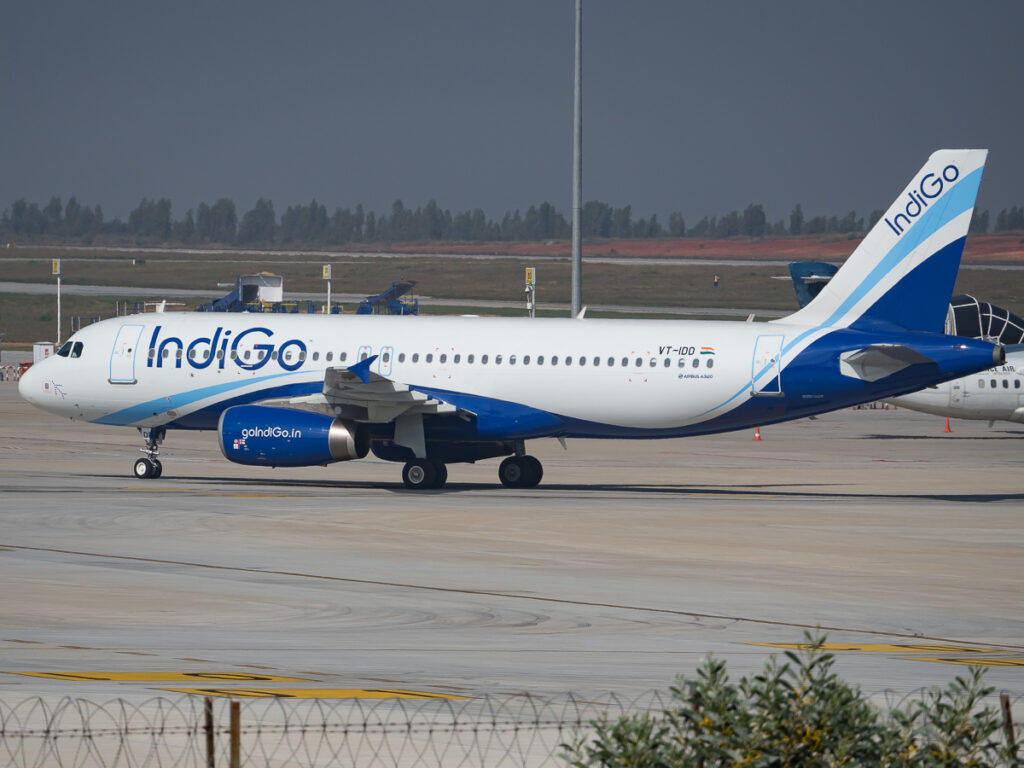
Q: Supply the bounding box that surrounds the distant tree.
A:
[789,204,803,235]
[581,200,612,238]
[837,210,861,233]
[364,211,376,241]
[740,204,766,237]
[174,209,195,243]
[970,208,989,234]
[667,212,685,237]
[716,210,740,238]
[43,196,62,233]
[128,197,172,239]
[238,198,276,243]
[868,209,884,229]
[197,198,237,242]
[611,205,632,238]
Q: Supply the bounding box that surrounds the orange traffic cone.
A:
[753,427,762,441]
[944,418,951,433]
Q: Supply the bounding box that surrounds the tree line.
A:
[1,195,1017,245]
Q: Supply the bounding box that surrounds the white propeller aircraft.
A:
[19,150,1004,488]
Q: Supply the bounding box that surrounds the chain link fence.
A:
[1,690,1020,768]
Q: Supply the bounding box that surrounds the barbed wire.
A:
[0,690,1019,768]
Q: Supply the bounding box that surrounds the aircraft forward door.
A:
[950,379,965,407]
[109,323,144,384]
[751,335,784,396]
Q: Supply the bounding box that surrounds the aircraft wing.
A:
[259,355,467,422]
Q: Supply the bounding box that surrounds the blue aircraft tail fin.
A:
[782,150,987,333]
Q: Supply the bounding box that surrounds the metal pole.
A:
[570,0,583,318]
[57,273,61,344]
[230,701,240,768]
[1002,693,1017,757]
[327,279,331,314]
[204,697,215,768]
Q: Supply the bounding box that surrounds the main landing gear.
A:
[498,455,543,488]
[134,426,166,479]
[401,459,448,490]
[400,449,544,490]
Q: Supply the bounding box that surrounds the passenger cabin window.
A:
[978,379,985,388]
[439,354,447,363]
[468,354,474,363]
[663,358,670,367]
[707,359,714,369]
[678,359,686,368]
[398,353,406,362]
[454,354,461,363]
[692,358,700,368]
[509,355,517,365]
[991,379,997,388]
[162,349,170,359]
[564,356,571,366]
[495,354,502,364]
[245,350,252,360]
[1004,379,1009,388]
[426,353,434,363]
[340,352,348,362]
[325,351,332,362]
[217,349,225,360]
[579,356,586,366]
[311,351,319,361]
[382,352,390,363]
[523,355,530,365]
[178,349,184,360]
[412,353,420,363]
[147,348,156,359]
[551,356,558,366]
[1016,380,1021,389]
[537,355,544,365]
[482,354,489,364]
[649,358,656,368]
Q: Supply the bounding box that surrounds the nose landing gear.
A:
[134,426,166,479]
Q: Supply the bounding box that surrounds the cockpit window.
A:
[71,342,83,358]
[57,341,73,357]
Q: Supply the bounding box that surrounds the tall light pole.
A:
[570,0,583,318]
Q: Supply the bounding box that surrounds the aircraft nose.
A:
[17,363,39,405]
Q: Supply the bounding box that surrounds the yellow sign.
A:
[52,259,60,275]
[10,672,311,682]
[161,688,469,700]
[322,264,332,280]
[746,643,1004,654]
[525,267,535,285]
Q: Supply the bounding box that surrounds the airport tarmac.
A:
[0,382,1021,705]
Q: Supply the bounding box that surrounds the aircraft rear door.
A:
[751,335,784,396]
[109,323,145,384]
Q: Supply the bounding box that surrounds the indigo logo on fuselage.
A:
[146,326,307,372]
[884,164,959,237]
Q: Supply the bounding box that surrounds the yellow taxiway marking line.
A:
[746,643,1005,654]
[902,657,1024,668]
[160,688,469,700]
[8,672,312,682]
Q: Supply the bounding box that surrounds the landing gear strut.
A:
[134,426,166,479]
[402,459,447,490]
[498,455,543,488]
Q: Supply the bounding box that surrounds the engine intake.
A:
[218,405,369,467]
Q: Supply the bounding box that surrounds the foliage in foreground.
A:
[564,635,1020,767]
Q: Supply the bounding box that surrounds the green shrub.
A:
[564,634,1019,767]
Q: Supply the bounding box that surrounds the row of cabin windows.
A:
[386,352,712,369]
[147,345,714,370]
[979,378,1021,389]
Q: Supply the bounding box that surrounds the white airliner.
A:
[19,150,1004,488]
[889,348,1024,424]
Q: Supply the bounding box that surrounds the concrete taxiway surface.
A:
[0,383,1021,704]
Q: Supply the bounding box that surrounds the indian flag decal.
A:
[700,346,715,355]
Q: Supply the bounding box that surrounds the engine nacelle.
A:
[218,405,369,467]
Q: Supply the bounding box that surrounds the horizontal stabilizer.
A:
[839,344,933,382]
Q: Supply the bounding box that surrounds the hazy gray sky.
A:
[2,1,1022,224]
